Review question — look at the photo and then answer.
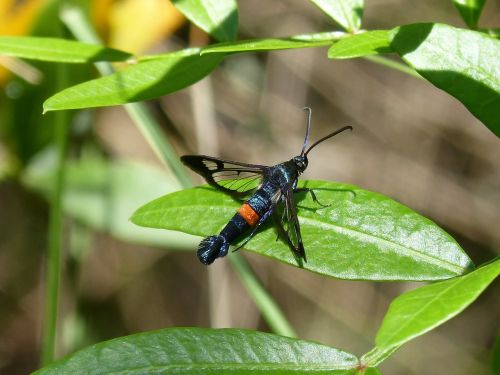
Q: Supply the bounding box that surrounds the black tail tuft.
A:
[197,235,229,265]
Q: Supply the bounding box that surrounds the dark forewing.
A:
[275,185,306,262]
[181,155,267,197]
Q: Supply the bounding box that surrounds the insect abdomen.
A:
[198,213,249,263]
[197,236,229,265]
[198,190,274,265]
[238,203,260,226]
[220,213,251,242]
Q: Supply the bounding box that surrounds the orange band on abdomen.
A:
[238,203,260,226]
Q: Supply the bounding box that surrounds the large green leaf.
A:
[131,180,472,281]
[0,36,132,63]
[363,258,500,366]
[390,23,500,136]
[33,328,359,374]
[452,0,486,29]
[309,0,364,32]
[172,0,238,42]
[23,151,197,249]
[43,48,223,111]
[328,30,392,59]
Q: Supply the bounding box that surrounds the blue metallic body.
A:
[182,108,352,265]
[196,159,306,265]
[220,160,300,244]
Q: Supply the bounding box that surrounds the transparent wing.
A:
[274,186,306,262]
[181,155,267,197]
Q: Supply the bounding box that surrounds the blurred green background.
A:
[0,0,499,374]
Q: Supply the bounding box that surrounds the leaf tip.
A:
[42,97,58,114]
[129,208,144,226]
[129,213,138,225]
[327,47,336,59]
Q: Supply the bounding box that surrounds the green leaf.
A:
[390,23,500,137]
[366,258,500,364]
[131,180,473,281]
[361,369,382,375]
[452,0,486,29]
[33,328,359,374]
[309,0,364,32]
[43,48,223,112]
[480,28,500,39]
[201,34,340,55]
[23,150,197,249]
[172,0,238,42]
[0,36,132,63]
[328,30,392,59]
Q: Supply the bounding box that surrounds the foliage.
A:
[0,36,131,63]
[30,258,500,373]
[34,328,361,375]
[131,181,472,281]
[0,0,498,374]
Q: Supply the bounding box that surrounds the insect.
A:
[181,107,352,265]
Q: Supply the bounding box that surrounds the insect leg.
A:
[294,188,330,207]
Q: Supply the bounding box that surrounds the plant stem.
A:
[60,6,191,188]
[41,14,69,366]
[61,3,296,338]
[360,345,400,367]
[228,254,297,338]
[124,103,192,188]
[363,55,422,79]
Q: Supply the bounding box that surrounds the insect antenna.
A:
[300,107,312,156]
[304,125,353,156]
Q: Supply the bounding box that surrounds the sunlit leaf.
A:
[452,0,486,29]
[376,258,500,347]
[33,328,359,374]
[172,0,238,42]
[0,36,132,63]
[201,35,337,55]
[328,30,391,59]
[43,48,223,112]
[131,180,473,281]
[309,0,364,32]
[390,23,500,136]
[362,258,500,366]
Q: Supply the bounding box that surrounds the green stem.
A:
[360,345,400,367]
[228,254,297,338]
[41,12,69,366]
[61,3,295,338]
[124,103,192,188]
[60,6,191,188]
[363,54,422,79]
